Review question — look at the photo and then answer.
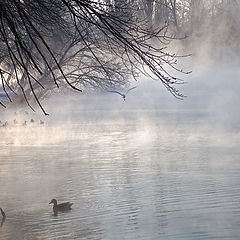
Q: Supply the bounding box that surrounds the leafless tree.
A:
[0,0,189,114]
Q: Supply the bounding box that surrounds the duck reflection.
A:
[0,208,6,227]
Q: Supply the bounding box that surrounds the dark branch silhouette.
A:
[0,0,191,114]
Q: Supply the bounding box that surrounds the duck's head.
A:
[49,199,57,205]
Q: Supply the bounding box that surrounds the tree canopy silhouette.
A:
[0,0,189,114]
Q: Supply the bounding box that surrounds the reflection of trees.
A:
[0,1,189,114]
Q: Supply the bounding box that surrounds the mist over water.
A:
[1,65,240,239]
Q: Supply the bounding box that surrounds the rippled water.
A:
[0,109,240,240]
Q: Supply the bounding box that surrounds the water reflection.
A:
[0,113,240,239]
[1,216,6,227]
[0,208,6,227]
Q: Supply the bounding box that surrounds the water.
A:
[0,108,240,240]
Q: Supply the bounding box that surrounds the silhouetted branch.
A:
[0,0,191,114]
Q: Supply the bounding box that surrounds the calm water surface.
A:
[0,110,240,240]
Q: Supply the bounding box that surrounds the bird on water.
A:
[49,199,73,212]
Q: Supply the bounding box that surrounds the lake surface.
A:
[0,107,240,240]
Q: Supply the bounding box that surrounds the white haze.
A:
[0,58,240,150]
[1,10,240,148]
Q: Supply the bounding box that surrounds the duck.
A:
[0,208,6,218]
[2,121,8,127]
[49,199,73,212]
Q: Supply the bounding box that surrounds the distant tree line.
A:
[144,0,240,56]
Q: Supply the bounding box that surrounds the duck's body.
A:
[49,199,73,212]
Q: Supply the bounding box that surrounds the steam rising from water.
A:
[1,65,240,240]
[0,61,239,149]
